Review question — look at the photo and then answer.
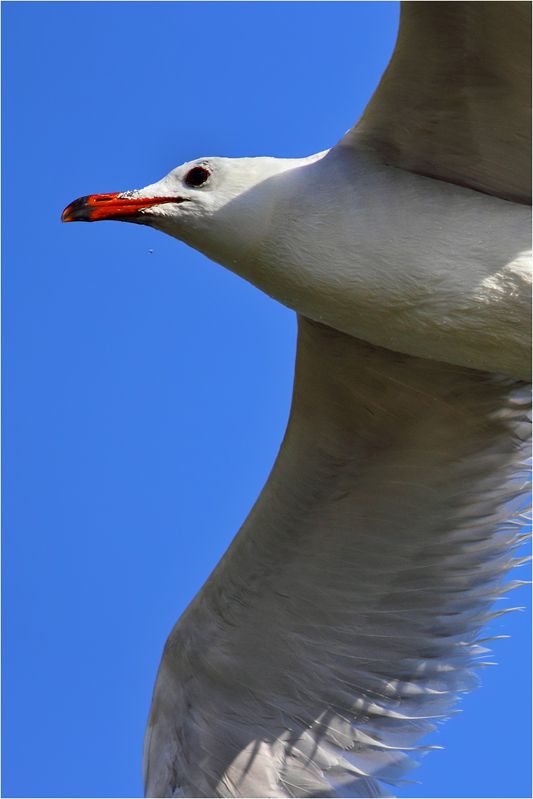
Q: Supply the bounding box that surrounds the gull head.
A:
[61,155,305,263]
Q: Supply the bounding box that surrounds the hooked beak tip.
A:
[61,196,92,223]
[61,193,128,224]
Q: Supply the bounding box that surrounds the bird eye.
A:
[185,166,210,188]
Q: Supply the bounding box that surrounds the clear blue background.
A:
[2,3,531,797]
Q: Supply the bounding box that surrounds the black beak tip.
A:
[61,196,92,223]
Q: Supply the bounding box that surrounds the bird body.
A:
[138,148,530,379]
[62,2,531,796]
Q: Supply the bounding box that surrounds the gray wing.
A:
[340,1,531,203]
[143,318,530,798]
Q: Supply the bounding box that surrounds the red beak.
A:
[61,192,185,223]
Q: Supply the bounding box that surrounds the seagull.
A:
[62,3,531,797]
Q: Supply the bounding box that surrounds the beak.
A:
[61,192,185,223]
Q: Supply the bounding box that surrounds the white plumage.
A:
[62,3,531,796]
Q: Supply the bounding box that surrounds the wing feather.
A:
[340,1,531,203]
[144,318,530,797]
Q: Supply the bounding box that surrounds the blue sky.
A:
[2,3,531,797]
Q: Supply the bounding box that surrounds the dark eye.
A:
[185,166,210,188]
